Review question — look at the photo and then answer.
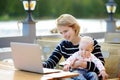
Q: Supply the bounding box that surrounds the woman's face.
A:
[57,26,76,41]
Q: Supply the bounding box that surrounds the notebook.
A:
[10,42,61,74]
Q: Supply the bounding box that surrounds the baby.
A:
[63,36,108,80]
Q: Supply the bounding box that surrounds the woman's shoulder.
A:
[55,40,73,50]
[59,40,79,49]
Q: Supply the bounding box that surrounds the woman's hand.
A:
[98,70,109,80]
[63,64,70,71]
[71,58,87,69]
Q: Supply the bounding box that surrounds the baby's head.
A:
[79,36,94,53]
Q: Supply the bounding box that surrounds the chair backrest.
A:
[100,42,120,78]
[36,40,60,61]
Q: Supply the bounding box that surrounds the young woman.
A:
[43,14,108,80]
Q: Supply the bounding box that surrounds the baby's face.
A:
[79,42,93,58]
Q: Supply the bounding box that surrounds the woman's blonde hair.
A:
[56,14,80,36]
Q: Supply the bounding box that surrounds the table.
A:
[0,61,79,80]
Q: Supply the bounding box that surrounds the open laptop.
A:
[10,42,61,74]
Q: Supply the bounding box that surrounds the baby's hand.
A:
[98,70,109,80]
[63,64,70,71]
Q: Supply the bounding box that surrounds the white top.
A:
[65,51,105,71]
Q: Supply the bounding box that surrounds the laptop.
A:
[10,42,61,74]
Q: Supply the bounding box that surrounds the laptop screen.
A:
[10,42,61,74]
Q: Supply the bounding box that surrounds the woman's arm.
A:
[43,44,62,68]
